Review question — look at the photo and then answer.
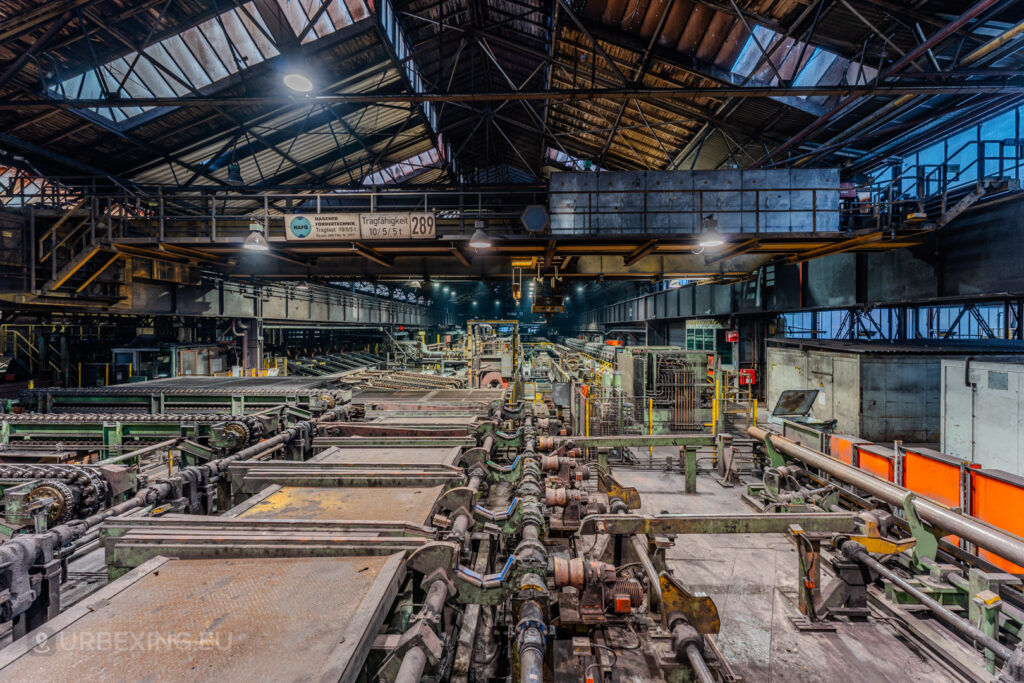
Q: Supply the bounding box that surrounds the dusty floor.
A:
[617,454,965,682]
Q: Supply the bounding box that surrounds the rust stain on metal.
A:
[316,447,458,466]
[0,556,395,681]
[238,485,443,524]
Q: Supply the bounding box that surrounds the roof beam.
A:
[252,0,299,49]
[0,10,74,91]
[704,239,759,264]
[623,240,659,266]
[784,231,886,263]
[754,0,1005,168]
[0,0,94,44]
[375,0,455,180]
[10,82,1018,112]
[557,23,828,118]
[449,246,471,267]
[352,243,394,267]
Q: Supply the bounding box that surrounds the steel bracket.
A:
[454,554,523,605]
[902,492,938,569]
[474,498,523,534]
[659,571,720,634]
[762,435,787,469]
[599,470,641,510]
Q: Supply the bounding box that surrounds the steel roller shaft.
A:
[749,426,1024,569]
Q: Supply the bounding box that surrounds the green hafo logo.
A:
[289,216,312,238]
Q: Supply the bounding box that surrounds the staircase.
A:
[42,245,120,294]
[36,200,124,298]
[912,177,1021,229]
[936,177,1019,227]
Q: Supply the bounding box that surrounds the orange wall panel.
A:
[970,470,1024,573]
[856,444,895,482]
[830,434,870,465]
[903,448,965,545]
[903,449,962,508]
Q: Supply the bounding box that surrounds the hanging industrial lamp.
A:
[698,213,724,248]
[226,161,243,185]
[469,228,492,249]
[243,220,270,251]
[469,219,492,249]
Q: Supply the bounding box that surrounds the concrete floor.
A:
[617,458,961,682]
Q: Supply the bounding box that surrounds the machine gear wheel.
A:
[222,421,252,448]
[27,479,77,527]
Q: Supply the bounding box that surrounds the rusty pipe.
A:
[451,470,487,540]
[750,426,1024,568]
[545,487,585,507]
[394,647,427,683]
[630,533,663,611]
[394,579,450,683]
[685,643,715,683]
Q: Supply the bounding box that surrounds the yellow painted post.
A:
[128,362,132,379]
[105,363,109,386]
[585,399,590,438]
[648,398,654,465]
[77,362,82,387]
[712,372,720,435]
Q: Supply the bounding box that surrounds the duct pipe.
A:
[748,426,1024,569]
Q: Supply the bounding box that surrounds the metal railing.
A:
[856,139,1024,226]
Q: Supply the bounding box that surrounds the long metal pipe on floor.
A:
[840,540,1014,663]
[748,426,1024,569]
[923,557,1024,627]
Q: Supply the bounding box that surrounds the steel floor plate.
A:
[315,446,459,466]
[353,389,502,402]
[0,554,404,682]
[236,485,443,524]
[372,415,477,425]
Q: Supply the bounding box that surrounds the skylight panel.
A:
[792,49,836,87]
[49,1,291,126]
[546,147,603,172]
[730,25,777,79]
[362,147,442,186]
[49,1,369,126]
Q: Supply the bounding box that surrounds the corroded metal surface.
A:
[319,423,469,437]
[373,416,477,426]
[315,446,460,466]
[0,555,404,682]
[237,485,443,524]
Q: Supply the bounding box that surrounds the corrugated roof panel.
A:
[46,1,374,126]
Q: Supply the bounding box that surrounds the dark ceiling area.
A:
[0,0,1019,190]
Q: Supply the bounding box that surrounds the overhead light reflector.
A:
[469,228,492,249]
[243,222,270,251]
[283,73,313,93]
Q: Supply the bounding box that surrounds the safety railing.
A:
[855,139,1024,225]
